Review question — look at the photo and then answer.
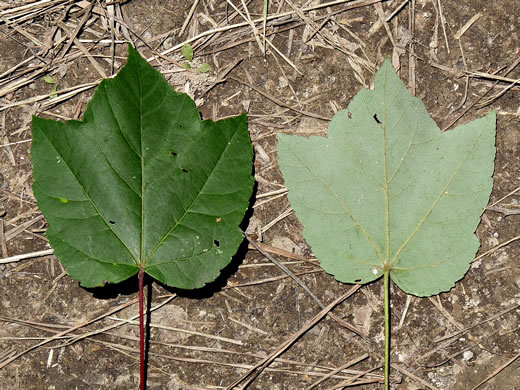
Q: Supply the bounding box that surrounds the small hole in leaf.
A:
[213,239,220,247]
[373,114,382,124]
[109,220,116,225]
[348,111,352,119]
[170,151,177,157]
[354,278,362,283]
[182,168,189,173]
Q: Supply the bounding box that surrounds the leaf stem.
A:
[384,269,390,390]
[139,267,145,390]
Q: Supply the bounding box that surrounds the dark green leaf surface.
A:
[32,46,253,289]
[277,59,495,297]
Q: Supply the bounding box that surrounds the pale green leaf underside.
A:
[277,59,495,296]
[32,46,254,289]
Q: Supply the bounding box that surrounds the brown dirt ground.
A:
[0,0,519,389]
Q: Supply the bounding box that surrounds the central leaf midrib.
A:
[139,60,145,269]
[383,67,391,270]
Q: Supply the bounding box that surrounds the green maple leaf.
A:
[277,59,495,297]
[32,45,254,289]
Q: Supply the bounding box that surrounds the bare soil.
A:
[0,1,519,389]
